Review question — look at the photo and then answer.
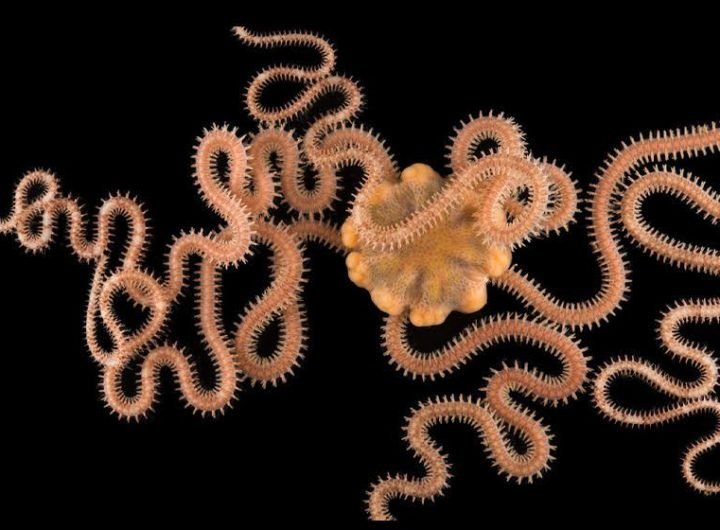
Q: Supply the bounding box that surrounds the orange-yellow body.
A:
[342,163,511,326]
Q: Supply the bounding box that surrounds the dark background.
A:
[2,6,718,523]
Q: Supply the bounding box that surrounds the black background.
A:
[2,6,718,523]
